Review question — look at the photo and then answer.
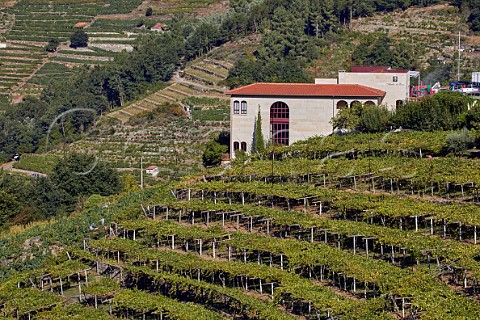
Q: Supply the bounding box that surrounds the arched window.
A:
[233,101,239,114]
[364,101,375,107]
[240,142,247,151]
[233,141,239,151]
[270,101,289,146]
[350,100,361,108]
[241,101,247,114]
[336,100,348,109]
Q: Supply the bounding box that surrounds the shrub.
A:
[358,105,391,133]
[331,104,391,133]
[44,38,59,52]
[202,141,227,166]
[446,128,474,154]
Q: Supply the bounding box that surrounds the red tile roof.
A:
[350,66,409,74]
[74,22,88,28]
[146,166,158,170]
[151,23,167,30]
[227,83,385,97]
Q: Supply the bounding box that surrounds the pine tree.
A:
[253,107,265,153]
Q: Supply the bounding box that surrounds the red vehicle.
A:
[410,82,441,98]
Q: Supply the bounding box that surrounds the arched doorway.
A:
[364,101,376,107]
[270,101,289,146]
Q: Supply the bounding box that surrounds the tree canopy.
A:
[70,30,88,48]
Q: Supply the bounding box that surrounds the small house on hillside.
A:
[74,22,88,28]
[151,23,167,32]
[11,95,23,104]
[146,165,159,176]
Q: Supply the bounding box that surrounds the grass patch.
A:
[13,153,60,174]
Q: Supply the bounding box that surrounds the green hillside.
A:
[2,1,480,318]
[3,130,480,318]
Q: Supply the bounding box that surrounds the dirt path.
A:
[1,161,47,177]
[11,55,49,92]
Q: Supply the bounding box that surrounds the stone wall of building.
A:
[338,71,410,109]
[230,95,381,156]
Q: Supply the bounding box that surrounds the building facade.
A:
[228,83,385,156]
[316,66,418,109]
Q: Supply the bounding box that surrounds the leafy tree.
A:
[226,57,260,88]
[469,8,480,32]
[330,104,362,131]
[145,7,153,16]
[184,23,221,60]
[465,101,480,130]
[352,33,418,70]
[70,30,88,48]
[392,92,472,131]
[44,38,59,52]
[46,153,121,212]
[121,174,140,192]
[252,108,265,153]
[202,141,228,166]
[216,131,230,150]
[0,189,20,225]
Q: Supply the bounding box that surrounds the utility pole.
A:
[457,31,461,82]
[140,157,144,189]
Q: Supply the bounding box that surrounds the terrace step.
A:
[165,87,189,97]
[155,93,176,101]
[182,71,215,86]
[119,109,134,117]
[143,98,165,106]
[190,65,225,80]
[131,104,150,113]
[176,82,206,94]
[203,59,233,70]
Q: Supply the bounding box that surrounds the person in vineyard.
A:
[89,222,98,231]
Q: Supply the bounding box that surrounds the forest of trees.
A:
[225,0,446,87]
[452,0,480,31]
[0,153,120,227]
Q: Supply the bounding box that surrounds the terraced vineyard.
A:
[107,57,231,123]
[4,132,480,319]
[40,101,227,180]
[11,54,232,178]
[133,0,228,17]
[0,0,171,95]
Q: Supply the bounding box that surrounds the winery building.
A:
[228,83,385,155]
